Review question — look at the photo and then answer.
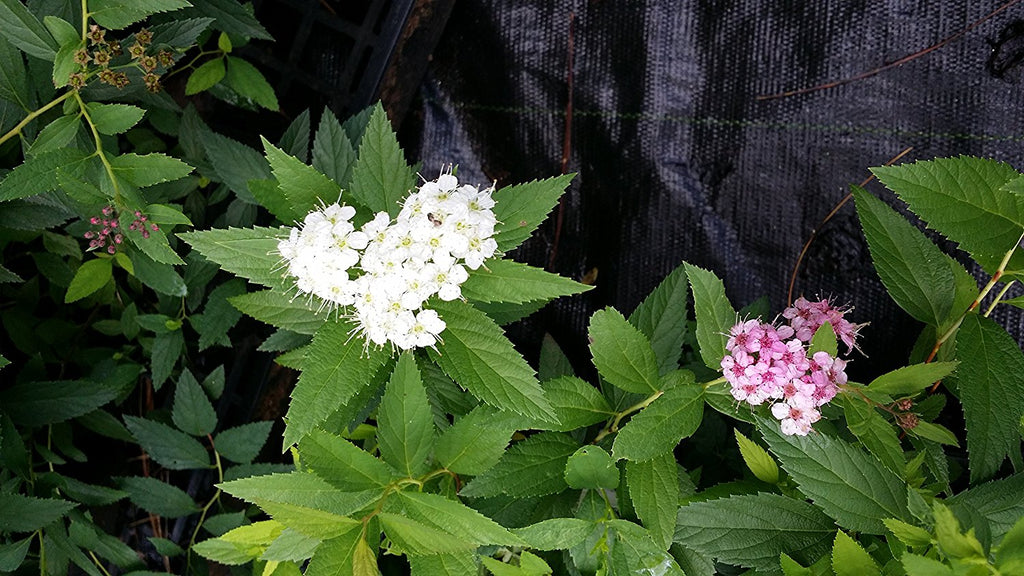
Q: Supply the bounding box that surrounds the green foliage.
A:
[686,262,737,370]
[347,102,414,216]
[589,307,661,394]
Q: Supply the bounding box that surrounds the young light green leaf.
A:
[65,258,112,303]
[841,394,905,474]
[462,259,592,304]
[301,525,363,576]
[347,102,415,217]
[0,0,58,60]
[124,415,210,470]
[589,308,661,394]
[460,432,578,498]
[628,264,689,375]
[871,157,1024,273]
[685,262,736,370]
[300,428,398,490]
[179,226,289,288]
[434,406,515,476]
[229,289,325,334]
[29,115,80,156]
[995,516,1024,572]
[87,103,146,135]
[868,362,958,396]
[117,476,200,518]
[429,299,555,422]
[312,108,356,188]
[673,493,835,572]
[627,451,680,550]
[219,472,379,516]
[224,56,278,110]
[492,174,574,252]
[215,421,272,464]
[883,518,932,547]
[89,0,191,29]
[901,553,955,576]
[378,513,476,556]
[832,531,880,576]
[759,417,909,534]
[808,322,838,357]
[0,380,118,426]
[933,502,985,560]
[613,373,703,461]
[283,320,390,448]
[852,186,957,325]
[0,493,76,532]
[949,314,1024,483]
[907,421,959,447]
[262,137,339,221]
[377,353,434,477]
[733,429,779,484]
[564,446,618,489]
[389,491,524,547]
[172,369,217,437]
[261,528,320,562]
[110,153,193,187]
[186,58,226,93]
[351,537,379,576]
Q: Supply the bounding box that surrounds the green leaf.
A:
[282,319,390,448]
[901,553,955,576]
[686,262,737,370]
[434,406,515,475]
[347,103,415,216]
[868,362,958,396]
[429,299,555,422]
[180,0,271,40]
[194,521,283,565]
[0,380,118,426]
[627,452,679,550]
[831,531,880,576]
[300,428,398,490]
[995,516,1024,572]
[673,493,835,572]
[262,528,320,562]
[389,491,523,547]
[149,537,185,558]
[0,35,28,108]
[462,259,592,304]
[808,322,838,357]
[613,372,703,461]
[230,290,324,335]
[87,103,146,135]
[514,518,594,551]
[66,258,113,304]
[215,421,273,464]
[224,56,278,110]
[949,473,1024,549]
[279,109,310,161]
[734,429,779,484]
[130,250,187,296]
[629,264,689,375]
[200,130,270,201]
[530,376,613,432]
[949,314,1024,483]
[0,492,75,532]
[172,369,217,437]
[492,174,574,252]
[303,524,363,576]
[0,536,32,571]
[124,415,210,470]
[608,521,684,576]
[179,226,289,289]
[117,476,200,517]
[564,446,618,489]
[377,353,434,477]
[882,518,932,547]
[378,513,476,556]
[759,417,909,534]
[842,394,905,474]
[871,157,1024,273]
[42,16,76,45]
[933,502,985,560]
[312,108,356,187]
[589,308,661,394]
[58,476,128,506]
[408,553,478,575]
[460,432,578,498]
[908,421,959,447]
[29,114,80,156]
[0,0,58,60]
[150,330,183,390]
[219,472,379,516]
[192,278,246,350]
[110,153,193,187]
[149,17,214,48]
[146,204,193,227]
[90,0,191,29]
[0,148,91,202]
[852,185,957,325]
[263,136,339,221]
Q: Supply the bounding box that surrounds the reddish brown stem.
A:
[548,11,575,271]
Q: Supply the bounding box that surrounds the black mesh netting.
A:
[398,0,1024,378]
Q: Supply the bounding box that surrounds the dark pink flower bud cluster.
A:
[127,210,159,239]
[83,205,123,254]
[782,296,864,354]
[721,298,860,436]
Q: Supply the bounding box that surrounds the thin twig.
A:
[758,0,1024,101]
[787,147,913,305]
[548,11,575,271]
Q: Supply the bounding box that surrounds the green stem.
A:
[163,50,221,80]
[593,389,664,443]
[186,442,224,575]
[87,551,113,576]
[984,280,1015,317]
[0,91,74,147]
[74,91,120,199]
[80,0,89,39]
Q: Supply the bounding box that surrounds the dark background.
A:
[244,0,1024,379]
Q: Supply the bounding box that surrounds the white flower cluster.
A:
[277,172,499,350]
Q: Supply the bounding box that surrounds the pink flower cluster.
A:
[721,298,859,436]
[83,207,159,254]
